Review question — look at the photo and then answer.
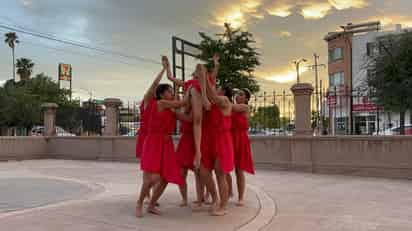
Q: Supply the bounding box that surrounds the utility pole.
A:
[283,90,286,133]
[307,53,326,135]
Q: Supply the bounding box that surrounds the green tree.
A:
[366,33,412,135]
[199,23,260,93]
[4,32,19,82]
[0,73,80,135]
[250,105,280,129]
[16,58,34,81]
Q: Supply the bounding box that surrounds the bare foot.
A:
[210,207,227,216]
[136,204,143,218]
[180,200,188,207]
[208,201,219,213]
[203,194,213,205]
[191,201,204,211]
[147,206,162,216]
[145,201,160,207]
[236,199,245,207]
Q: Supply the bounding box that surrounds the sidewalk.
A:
[0,160,411,231]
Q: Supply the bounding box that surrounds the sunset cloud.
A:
[259,65,309,84]
[328,0,368,10]
[301,2,333,19]
[371,15,412,28]
[266,2,294,17]
[279,31,293,38]
[265,0,369,20]
[211,0,262,28]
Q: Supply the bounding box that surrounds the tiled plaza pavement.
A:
[0,160,411,231]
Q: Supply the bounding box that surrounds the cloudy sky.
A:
[1,0,411,102]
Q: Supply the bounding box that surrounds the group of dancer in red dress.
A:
[135,54,255,217]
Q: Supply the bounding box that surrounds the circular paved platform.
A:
[0,178,91,213]
[0,160,411,231]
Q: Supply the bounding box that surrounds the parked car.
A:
[373,124,412,135]
[30,126,76,136]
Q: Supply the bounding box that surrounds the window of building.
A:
[366,42,378,56]
[329,72,344,87]
[329,47,343,62]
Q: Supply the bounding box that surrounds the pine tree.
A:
[199,23,260,93]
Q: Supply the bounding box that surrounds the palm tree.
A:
[16,58,34,81]
[4,32,19,82]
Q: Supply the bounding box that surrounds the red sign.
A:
[353,103,379,112]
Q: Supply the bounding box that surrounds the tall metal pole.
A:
[263,92,266,132]
[320,80,323,135]
[296,62,300,83]
[314,53,320,118]
[283,90,286,132]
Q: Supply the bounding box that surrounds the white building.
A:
[325,22,412,135]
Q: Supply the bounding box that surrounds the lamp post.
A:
[293,58,307,84]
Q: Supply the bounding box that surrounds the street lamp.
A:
[293,58,307,84]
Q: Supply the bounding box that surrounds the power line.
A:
[0,22,198,74]
[0,23,162,65]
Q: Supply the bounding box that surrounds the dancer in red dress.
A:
[199,65,236,216]
[231,88,255,206]
[167,55,220,207]
[136,56,190,218]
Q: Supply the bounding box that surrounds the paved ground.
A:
[0,160,411,231]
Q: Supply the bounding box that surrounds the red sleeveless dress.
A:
[176,73,215,170]
[183,73,216,93]
[135,100,153,158]
[201,105,234,174]
[141,100,183,185]
[176,121,195,170]
[231,112,255,174]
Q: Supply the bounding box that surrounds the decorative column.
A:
[291,83,314,136]
[41,103,58,136]
[103,98,122,136]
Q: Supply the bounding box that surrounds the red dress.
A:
[135,100,153,158]
[141,100,183,185]
[183,73,216,93]
[231,112,255,174]
[176,121,195,170]
[176,74,215,170]
[201,105,234,174]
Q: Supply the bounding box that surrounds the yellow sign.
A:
[59,63,72,81]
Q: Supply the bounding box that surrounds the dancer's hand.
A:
[161,56,169,69]
[203,97,211,111]
[213,53,220,65]
[194,154,201,170]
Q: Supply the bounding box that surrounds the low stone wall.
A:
[47,136,137,162]
[0,136,411,179]
[0,137,48,161]
[251,136,412,179]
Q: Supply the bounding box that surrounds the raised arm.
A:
[197,64,211,110]
[158,87,190,109]
[232,104,249,113]
[210,53,220,82]
[143,57,167,107]
[204,66,229,109]
[165,57,184,87]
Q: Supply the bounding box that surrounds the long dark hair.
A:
[241,88,251,104]
[155,83,172,100]
[222,85,233,102]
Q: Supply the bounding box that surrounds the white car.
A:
[373,124,412,136]
[31,126,75,136]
